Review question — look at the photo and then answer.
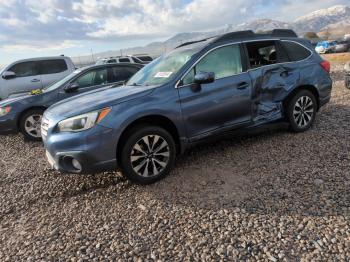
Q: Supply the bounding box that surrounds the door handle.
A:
[31,79,40,83]
[237,82,249,90]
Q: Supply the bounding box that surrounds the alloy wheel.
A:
[130,135,170,177]
[293,96,314,128]
[24,114,42,138]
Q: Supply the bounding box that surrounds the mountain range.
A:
[73,5,350,66]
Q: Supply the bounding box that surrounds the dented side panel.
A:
[248,63,300,124]
[248,55,332,126]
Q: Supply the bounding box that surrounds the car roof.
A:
[15,56,71,62]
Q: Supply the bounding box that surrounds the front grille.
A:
[41,117,49,138]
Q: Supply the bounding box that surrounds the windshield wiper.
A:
[130,82,142,86]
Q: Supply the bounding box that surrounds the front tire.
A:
[120,126,176,184]
[19,109,44,141]
[286,90,317,132]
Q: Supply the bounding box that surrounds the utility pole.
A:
[90,48,95,63]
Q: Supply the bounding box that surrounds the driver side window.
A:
[76,68,108,88]
[182,44,242,85]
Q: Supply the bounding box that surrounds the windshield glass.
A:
[127,45,202,86]
[43,70,80,92]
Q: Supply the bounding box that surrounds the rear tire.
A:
[19,109,44,141]
[120,126,176,185]
[286,90,317,132]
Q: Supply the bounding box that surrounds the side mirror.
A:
[191,72,215,92]
[64,83,79,93]
[194,72,215,85]
[2,71,16,80]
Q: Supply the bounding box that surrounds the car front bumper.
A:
[0,114,18,135]
[43,125,119,174]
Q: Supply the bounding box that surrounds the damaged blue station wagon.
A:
[42,29,332,184]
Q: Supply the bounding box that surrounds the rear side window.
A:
[39,59,68,75]
[282,41,312,61]
[109,66,139,82]
[245,41,289,69]
[76,68,108,88]
[118,58,130,63]
[9,61,40,77]
[182,44,243,85]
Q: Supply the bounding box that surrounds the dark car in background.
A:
[0,63,142,140]
[42,29,332,184]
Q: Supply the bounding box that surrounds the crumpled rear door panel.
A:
[248,64,300,124]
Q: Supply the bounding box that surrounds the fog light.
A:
[72,159,82,171]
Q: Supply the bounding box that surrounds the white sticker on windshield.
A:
[154,72,173,78]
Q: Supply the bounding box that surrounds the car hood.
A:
[47,85,156,118]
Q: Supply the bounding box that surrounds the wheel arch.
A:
[116,114,181,165]
[283,85,320,112]
[17,106,47,129]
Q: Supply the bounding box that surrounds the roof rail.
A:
[261,29,298,37]
[175,29,298,49]
[175,37,216,49]
[212,30,255,44]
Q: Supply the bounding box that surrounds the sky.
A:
[0,0,348,65]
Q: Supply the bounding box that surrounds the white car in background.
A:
[0,56,75,100]
[95,55,153,65]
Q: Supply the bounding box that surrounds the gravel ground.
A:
[1,63,350,261]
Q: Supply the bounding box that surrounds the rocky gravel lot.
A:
[1,63,350,261]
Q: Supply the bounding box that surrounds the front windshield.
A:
[43,70,80,92]
[127,45,201,86]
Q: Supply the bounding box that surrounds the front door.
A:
[178,44,252,139]
[3,61,43,97]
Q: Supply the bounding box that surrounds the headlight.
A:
[57,108,111,132]
[0,106,11,117]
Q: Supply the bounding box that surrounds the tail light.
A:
[320,60,331,73]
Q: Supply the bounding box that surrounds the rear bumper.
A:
[319,95,331,108]
[346,75,350,90]
[0,117,18,135]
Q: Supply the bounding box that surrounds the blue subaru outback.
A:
[42,30,332,184]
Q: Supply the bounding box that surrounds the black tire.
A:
[19,109,44,141]
[120,126,176,185]
[286,90,317,132]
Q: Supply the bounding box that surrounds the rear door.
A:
[109,65,141,84]
[3,61,43,97]
[58,67,109,99]
[244,40,300,122]
[39,59,70,88]
[178,43,252,139]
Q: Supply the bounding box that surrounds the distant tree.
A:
[318,31,331,40]
[303,32,319,39]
